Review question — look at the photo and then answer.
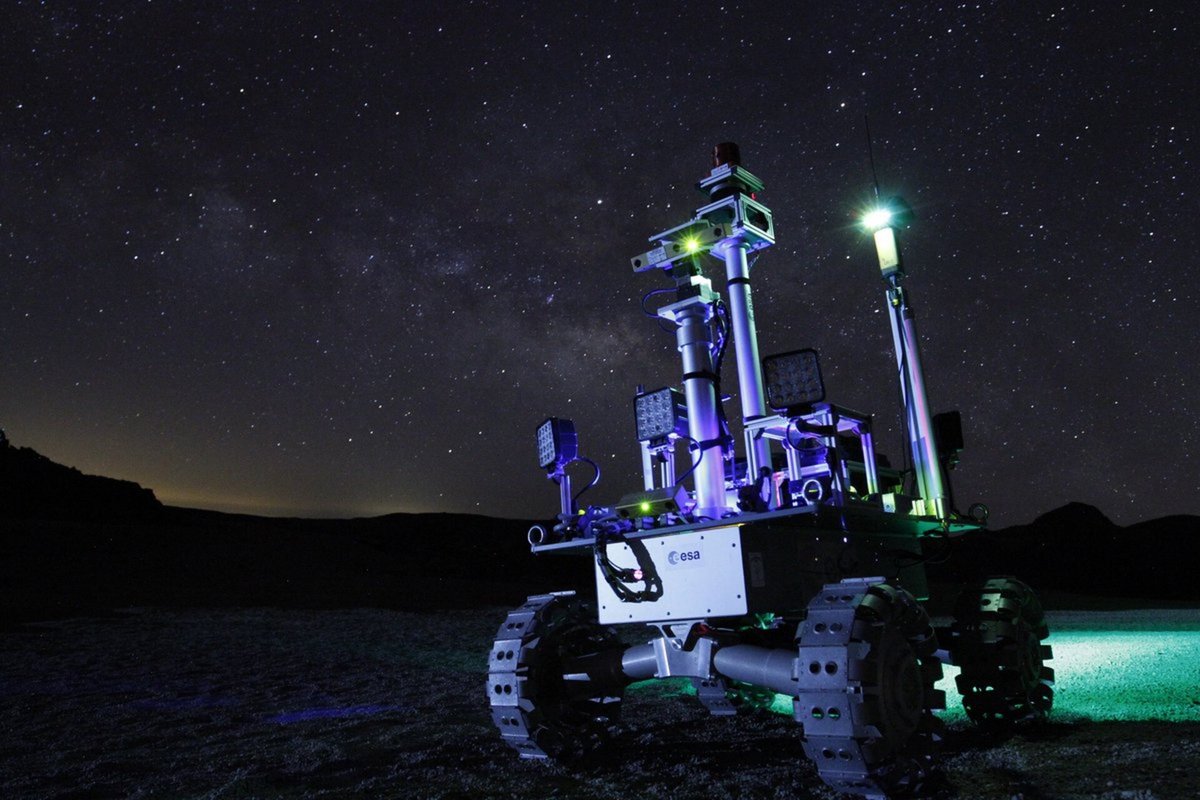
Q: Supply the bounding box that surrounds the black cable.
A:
[593,530,639,601]
[640,286,675,316]
[712,301,730,370]
[674,435,705,487]
[593,528,662,603]
[945,468,966,519]
[784,420,806,450]
[710,262,752,457]
[571,457,600,507]
[890,282,914,493]
[888,528,953,567]
[710,302,734,445]
[641,286,678,334]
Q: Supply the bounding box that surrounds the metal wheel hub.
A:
[794,579,945,798]
[949,576,1055,730]
[487,592,626,760]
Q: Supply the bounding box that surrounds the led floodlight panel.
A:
[763,349,825,413]
[536,417,577,470]
[873,227,902,276]
[861,198,912,278]
[634,387,688,441]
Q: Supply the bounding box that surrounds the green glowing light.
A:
[862,208,893,231]
[682,236,702,254]
[640,501,652,513]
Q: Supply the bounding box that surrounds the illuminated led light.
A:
[762,349,825,413]
[873,227,900,273]
[862,197,912,277]
[861,208,893,231]
[616,485,688,518]
[536,417,577,470]
[682,236,701,253]
[634,387,688,441]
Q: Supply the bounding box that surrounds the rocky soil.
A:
[2,607,1198,800]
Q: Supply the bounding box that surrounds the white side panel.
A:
[595,526,747,624]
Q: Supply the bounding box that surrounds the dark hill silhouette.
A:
[1033,501,1116,531]
[0,442,590,624]
[928,501,1199,600]
[1,442,1196,625]
[0,442,161,521]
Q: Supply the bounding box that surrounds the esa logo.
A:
[666,549,702,567]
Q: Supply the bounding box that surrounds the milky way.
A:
[2,3,1194,525]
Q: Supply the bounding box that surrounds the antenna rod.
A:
[864,114,881,200]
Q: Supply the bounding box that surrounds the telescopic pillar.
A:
[660,291,728,519]
[719,237,772,475]
[885,277,947,519]
[699,143,774,478]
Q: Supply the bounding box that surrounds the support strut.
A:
[719,238,772,475]
[886,278,948,519]
[664,293,728,518]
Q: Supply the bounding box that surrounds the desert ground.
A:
[2,606,1198,800]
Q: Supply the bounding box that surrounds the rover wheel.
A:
[949,576,1054,729]
[794,579,945,798]
[487,592,625,761]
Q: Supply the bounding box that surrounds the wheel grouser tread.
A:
[487,591,624,760]
[950,576,1054,729]
[794,579,945,798]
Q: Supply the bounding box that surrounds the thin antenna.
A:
[864,113,881,200]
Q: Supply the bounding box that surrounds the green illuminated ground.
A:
[657,609,1200,723]
[997,610,1200,723]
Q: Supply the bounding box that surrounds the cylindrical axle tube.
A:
[713,645,798,696]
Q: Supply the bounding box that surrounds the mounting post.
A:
[659,287,728,519]
[718,237,771,474]
[698,143,774,478]
[885,276,948,519]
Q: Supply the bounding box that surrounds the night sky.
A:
[2,3,1194,526]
